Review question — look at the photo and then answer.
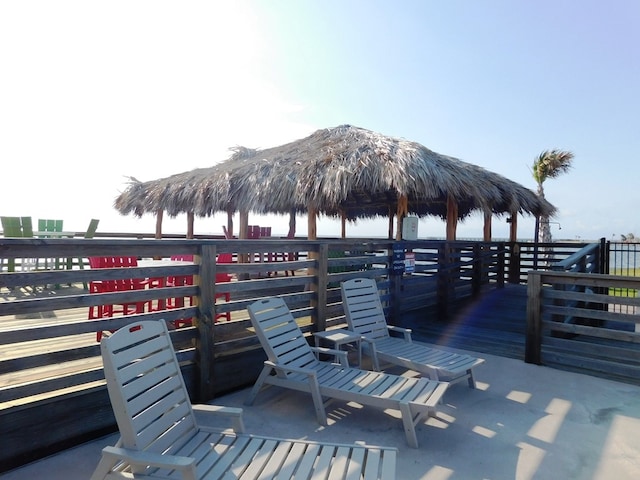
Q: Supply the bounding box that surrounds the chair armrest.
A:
[310,346,349,367]
[388,325,412,342]
[100,445,196,479]
[193,404,245,433]
[265,360,318,377]
[263,360,333,382]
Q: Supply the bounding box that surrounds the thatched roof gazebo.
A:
[114,124,555,241]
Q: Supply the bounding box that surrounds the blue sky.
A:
[2,1,638,241]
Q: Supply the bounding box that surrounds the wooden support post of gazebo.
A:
[238,210,249,265]
[509,211,518,242]
[308,205,318,241]
[226,209,234,238]
[395,194,408,241]
[446,194,458,241]
[155,209,163,239]
[508,210,520,283]
[187,212,194,239]
[287,209,296,238]
[483,211,492,241]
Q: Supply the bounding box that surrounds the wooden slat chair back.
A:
[37,218,63,234]
[0,216,34,237]
[341,278,485,388]
[246,297,449,448]
[91,320,397,480]
[37,218,64,271]
[84,218,100,238]
[1,216,35,272]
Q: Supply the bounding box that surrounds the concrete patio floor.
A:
[2,346,640,480]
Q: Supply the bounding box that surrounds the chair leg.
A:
[215,292,231,321]
[399,402,419,449]
[467,369,476,388]
[244,364,272,406]
[90,451,119,480]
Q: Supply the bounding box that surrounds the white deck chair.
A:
[341,278,485,388]
[246,297,449,449]
[91,320,397,480]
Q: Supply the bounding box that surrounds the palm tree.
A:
[532,149,574,243]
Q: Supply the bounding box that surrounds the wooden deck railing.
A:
[526,270,640,384]
[506,240,600,284]
[0,236,506,471]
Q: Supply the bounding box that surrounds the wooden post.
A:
[437,241,452,319]
[497,242,506,288]
[508,242,521,284]
[483,211,492,241]
[313,243,328,332]
[446,195,458,241]
[187,212,194,239]
[391,263,402,323]
[226,209,234,238]
[287,209,296,238]
[525,271,542,364]
[239,210,249,240]
[238,210,249,273]
[533,215,540,270]
[395,194,408,241]
[308,205,317,240]
[155,209,163,239]
[196,244,217,400]
[340,210,346,238]
[388,207,394,240]
[472,243,482,296]
[509,212,518,242]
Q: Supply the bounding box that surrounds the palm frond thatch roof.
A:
[114,124,555,223]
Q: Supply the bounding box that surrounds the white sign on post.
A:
[402,216,418,240]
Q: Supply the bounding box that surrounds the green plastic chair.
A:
[37,219,64,270]
[37,219,64,235]
[1,216,33,237]
[1,216,35,272]
[84,218,99,239]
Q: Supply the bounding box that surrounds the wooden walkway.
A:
[410,284,529,360]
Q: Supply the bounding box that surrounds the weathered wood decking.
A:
[409,284,528,360]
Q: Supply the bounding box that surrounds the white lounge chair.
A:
[91,320,397,480]
[341,278,485,388]
[246,297,449,448]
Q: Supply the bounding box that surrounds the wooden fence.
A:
[0,237,506,470]
[526,270,640,384]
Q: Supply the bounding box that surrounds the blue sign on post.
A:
[392,242,405,275]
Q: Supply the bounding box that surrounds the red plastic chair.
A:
[215,253,233,321]
[269,231,296,277]
[88,256,152,341]
[165,254,195,328]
